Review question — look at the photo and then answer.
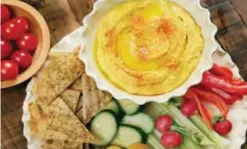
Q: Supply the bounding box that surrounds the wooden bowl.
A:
[1,0,50,88]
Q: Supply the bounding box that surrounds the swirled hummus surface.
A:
[94,0,204,96]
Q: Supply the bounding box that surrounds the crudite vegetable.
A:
[89,63,246,149]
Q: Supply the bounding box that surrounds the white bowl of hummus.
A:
[80,0,218,104]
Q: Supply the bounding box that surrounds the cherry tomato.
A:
[16,33,38,52]
[155,115,173,133]
[11,50,32,69]
[1,5,11,23]
[128,143,149,149]
[1,60,19,81]
[161,131,183,148]
[181,98,198,117]
[11,16,29,32]
[1,21,25,40]
[213,119,232,136]
[1,38,13,59]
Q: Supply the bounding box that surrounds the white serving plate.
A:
[79,0,218,104]
[22,27,247,149]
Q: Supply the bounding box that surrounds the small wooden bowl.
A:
[1,0,50,88]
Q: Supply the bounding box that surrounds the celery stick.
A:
[147,133,167,149]
[163,103,219,147]
[190,115,229,148]
[145,102,220,148]
[181,136,201,149]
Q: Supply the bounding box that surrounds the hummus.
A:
[94,0,204,96]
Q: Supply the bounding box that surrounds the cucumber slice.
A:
[119,99,140,115]
[104,99,120,115]
[121,113,154,134]
[90,110,118,146]
[111,124,146,148]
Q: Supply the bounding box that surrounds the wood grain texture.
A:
[38,0,81,44]
[232,0,247,27]
[1,0,247,149]
[1,0,91,148]
[205,0,247,80]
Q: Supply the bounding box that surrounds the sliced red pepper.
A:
[202,71,247,95]
[191,87,228,118]
[210,88,242,105]
[232,79,246,85]
[210,64,233,80]
[210,64,245,86]
[185,89,212,128]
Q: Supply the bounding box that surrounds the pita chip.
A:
[28,101,48,135]
[75,107,83,122]
[76,96,83,111]
[69,77,82,91]
[60,89,80,112]
[81,73,112,124]
[33,52,84,106]
[41,139,82,149]
[29,101,44,119]
[40,97,95,144]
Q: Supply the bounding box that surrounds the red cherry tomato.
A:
[16,33,38,52]
[181,98,198,117]
[11,16,30,32]
[155,115,173,133]
[213,119,232,136]
[11,50,32,69]
[1,60,19,81]
[161,131,183,148]
[1,38,13,59]
[1,5,11,23]
[1,21,25,40]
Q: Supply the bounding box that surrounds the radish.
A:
[155,115,173,133]
[213,119,232,136]
[181,98,198,117]
[160,131,183,148]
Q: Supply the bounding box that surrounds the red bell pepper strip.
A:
[191,87,228,118]
[202,71,247,95]
[232,79,246,85]
[210,64,233,80]
[210,88,242,105]
[210,63,245,85]
[185,89,212,128]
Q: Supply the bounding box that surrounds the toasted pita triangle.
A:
[76,95,83,111]
[29,101,48,136]
[40,97,95,144]
[41,139,82,149]
[75,107,83,122]
[33,52,84,106]
[81,74,112,124]
[60,89,80,112]
[69,77,82,91]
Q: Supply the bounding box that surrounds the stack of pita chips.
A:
[79,73,112,124]
[29,49,111,149]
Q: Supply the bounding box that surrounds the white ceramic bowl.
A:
[79,0,218,105]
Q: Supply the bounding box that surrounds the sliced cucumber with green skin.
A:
[118,99,140,115]
[104,99,121,115]
[111,124,146,148]
[90,110,118,146]
[121,112,154,134]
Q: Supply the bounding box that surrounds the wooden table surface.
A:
[1,0,247,148]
